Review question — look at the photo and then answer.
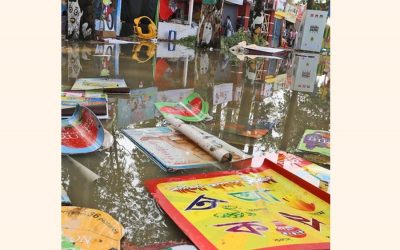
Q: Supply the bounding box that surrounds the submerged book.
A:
[122,127,250,171]
[71,78,127,91]
[62,91,109,119]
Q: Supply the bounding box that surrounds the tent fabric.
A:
[159,0,173,21]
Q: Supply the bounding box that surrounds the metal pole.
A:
[188,0,194,26]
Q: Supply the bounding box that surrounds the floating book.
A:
[71,78,129,93]
[62,91,109,119]
[122,126,250,171]
[297,130,330,157]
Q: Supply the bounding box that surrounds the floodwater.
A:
[61,41,330,247]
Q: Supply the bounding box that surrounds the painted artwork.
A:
[298,130,330,157]
[62,206,124,250]
[61,105,104,155]
[94,0,118,32]
[145,159,330,250]
[155,92,210,122]
[67,0,94,40]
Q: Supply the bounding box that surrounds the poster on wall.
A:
[145,159,330,250]
[274,0,287,17]
[94,0,120,35]
[285,3,298,23]
[67,0,94,40]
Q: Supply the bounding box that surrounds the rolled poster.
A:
[165,116,232,162]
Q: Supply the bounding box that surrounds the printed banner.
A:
[146,160,330,250]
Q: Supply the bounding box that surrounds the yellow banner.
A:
[157,168,330,249]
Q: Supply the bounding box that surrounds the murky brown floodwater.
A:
[61,41,330,247]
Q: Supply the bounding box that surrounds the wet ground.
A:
[61,41,330,247]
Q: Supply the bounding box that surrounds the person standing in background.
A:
[225,16,234,37]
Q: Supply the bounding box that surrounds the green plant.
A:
[220,28,268,51]
[174,35,196,48]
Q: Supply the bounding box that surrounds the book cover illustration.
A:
[297,130,330,157]
[155,92,210,122]
[145,162,330,250]
[117,87,158,127]
[122,127,250,171]
[71,78,127,90]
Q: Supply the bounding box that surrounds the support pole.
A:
[188,0,194,26]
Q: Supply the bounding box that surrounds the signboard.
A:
[285,4,298,23]
[295,10,328,52]
[146,159,330,250]
[291,52,319,93]
[213,83,233,105]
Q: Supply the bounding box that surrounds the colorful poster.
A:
[145,160,330,250]
[155,92,210,122]
[297,130,330,157]
[62,206,124,250]
[285,4,298,23]
[62,105,104,155]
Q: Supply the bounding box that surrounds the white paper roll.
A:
[165,116,232,162]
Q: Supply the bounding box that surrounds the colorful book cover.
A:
[145,159,330,250]
[117,87,158,127]
[265,151,330,192]
[61,105,104,155]
[62,91,109,119]
[122,127,250,171]
[297,130,330,157]
[71,78,127,90]
[155,92,210,122]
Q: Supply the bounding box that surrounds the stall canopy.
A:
[159,0,174,21]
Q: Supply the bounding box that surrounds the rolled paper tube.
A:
[165,115,232,162]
